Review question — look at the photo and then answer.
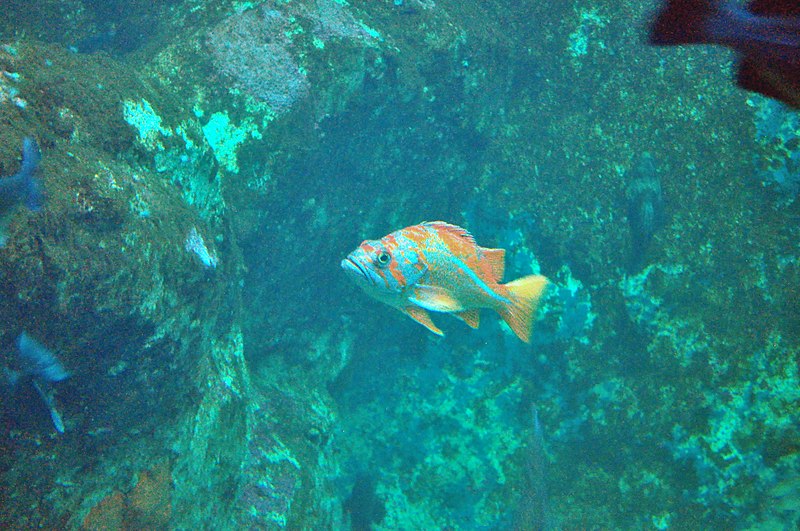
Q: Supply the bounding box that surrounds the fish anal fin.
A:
[498,275,549,343]
[410,284,464,312]
[480,247,506,282]
[454,309,480,329]
[404,306,444,336]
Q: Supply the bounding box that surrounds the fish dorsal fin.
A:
[403,306,444,336]
[454,309,480,329]
[480,247,506,282]
[410,284,464,312]
[423,221,476,247]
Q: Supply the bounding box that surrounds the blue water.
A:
[0,0,798,529]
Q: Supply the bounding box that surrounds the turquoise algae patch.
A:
[567,8,608,60]
[121,99,226,219]
[201,111,260,174]
[123,98,173,149]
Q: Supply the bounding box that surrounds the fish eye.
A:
[376,251,391,267]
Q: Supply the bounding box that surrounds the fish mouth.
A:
[341,256,373,284]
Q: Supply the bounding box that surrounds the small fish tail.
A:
[19,137,43,211]
[498,275,548,343]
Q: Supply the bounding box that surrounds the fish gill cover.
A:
[0,0,798,530]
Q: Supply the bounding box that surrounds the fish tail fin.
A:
[17,332,70,382]
[19,137,43,211]
[498,275,548,343]
[649,0,729,46]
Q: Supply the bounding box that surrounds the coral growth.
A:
[207,6,309,115]
[81,461,172,530]
[127,461,172,527]
[81,491,125,530]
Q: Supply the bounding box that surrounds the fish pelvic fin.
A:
[454,308,480,329]
[498,275,549,343]
[403,306,444,336]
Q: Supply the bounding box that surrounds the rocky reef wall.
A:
[0,0,797,529]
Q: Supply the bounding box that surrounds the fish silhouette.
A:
[650,0,800,107]
[626,153,664,273]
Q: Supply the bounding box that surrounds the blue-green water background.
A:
[0,0,798,529]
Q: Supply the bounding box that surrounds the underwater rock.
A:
[184,226,218,269]
[2,0,795,529]
[0,38,249,528]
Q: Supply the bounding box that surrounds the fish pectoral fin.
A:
[454,309,480,329]
[403,306,444,336]
[409,284,464,312]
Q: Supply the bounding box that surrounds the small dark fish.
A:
[0,137,43,246]
[626,153,664,273]
[649,0,800,107]
[0,137,43,214]
[512,406,552,530]
[344,474,386,531]
[70,27,118,54]
[3,332,69,433]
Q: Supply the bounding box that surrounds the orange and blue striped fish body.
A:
[341,221,548,342]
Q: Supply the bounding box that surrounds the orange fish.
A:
[341,221,549,342]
